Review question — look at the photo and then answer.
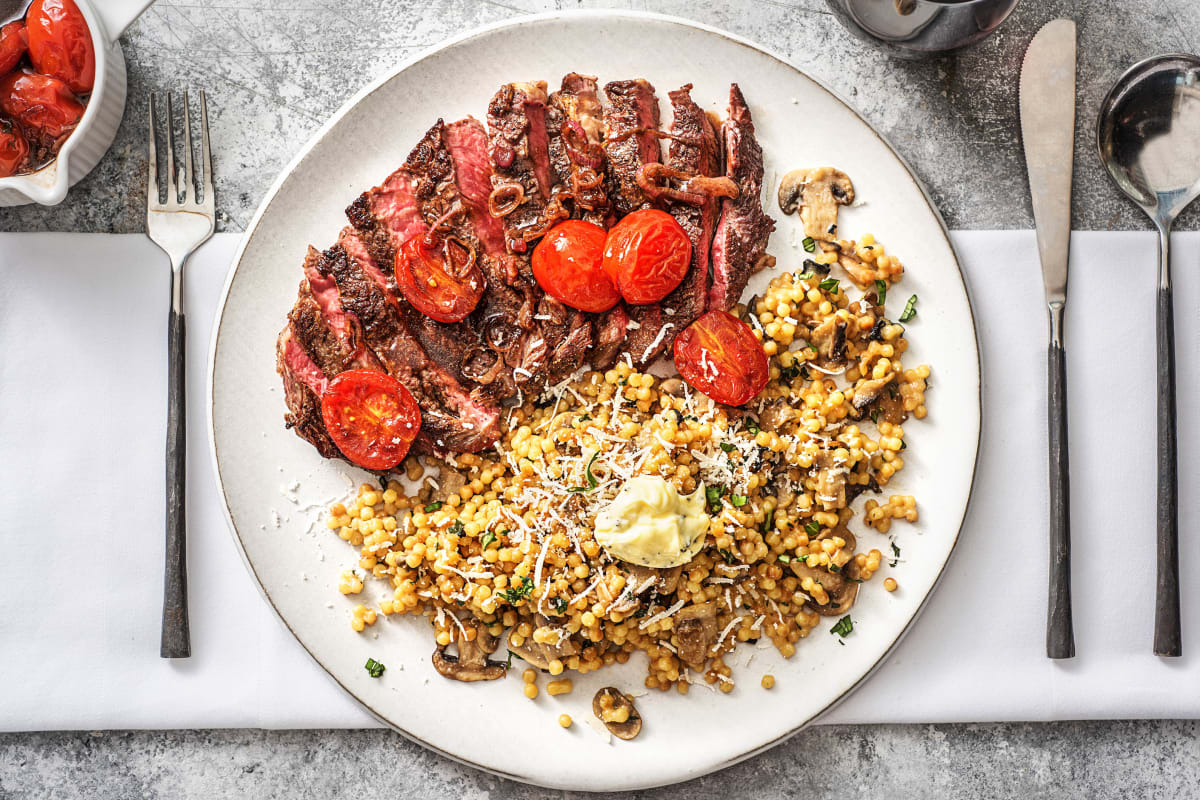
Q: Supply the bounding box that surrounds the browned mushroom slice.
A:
[777,167,855,241]
[507,613,580,670]
[592,687,642,741]
[671,600,719,667]
[850,373,894,412]
[624,564,684,597]
[790,559,860,617]
[809,315,847,367]
[431,617,507,682]
[758,398,795,431]
[813,449,848,511]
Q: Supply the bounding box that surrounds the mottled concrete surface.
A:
[3,722,1200,798]
[1,0,1199,233]
[4,0,1200,796]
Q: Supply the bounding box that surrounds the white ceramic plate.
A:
[209,10,980,791]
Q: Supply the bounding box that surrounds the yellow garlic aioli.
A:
[593,476,709,568]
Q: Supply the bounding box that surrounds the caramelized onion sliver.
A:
[488,184,525,218]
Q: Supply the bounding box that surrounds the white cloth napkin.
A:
[0,230,1197,731]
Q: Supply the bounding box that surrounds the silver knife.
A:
[1020,18,1077,659]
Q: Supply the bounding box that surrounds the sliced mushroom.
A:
[592,687,642,741]
[838,246,901,289]
[623,564,683,598]
[432,617,507,682]
[425,459,467,502]
[507,613,580,670]
[658,378,686,397]
[758,399,795,431]
[809,316,847,366]
[777,167,855,242]
[672,600,719,668]
[850,373,894,412]
[813,449,848,511]
[790,559,860,617]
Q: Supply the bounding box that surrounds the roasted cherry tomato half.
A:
[531,220,619,313]
[0,119,29,178]
[320,370,421,470]
[0,21,28,75]
[673,310,769,406]
[25,0,94,94]
[602,208,692,305]
[0,70,84,143]
[394,232,486,323]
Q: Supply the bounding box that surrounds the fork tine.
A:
[181,90,195,204]
[165,92,177,204]
[199,90,213,206]
[147,94,159,208]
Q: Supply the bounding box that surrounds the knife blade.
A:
[1019,18,1077,660]
[1021,19,1076,304]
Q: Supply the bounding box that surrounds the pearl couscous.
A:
[324,234,926,697]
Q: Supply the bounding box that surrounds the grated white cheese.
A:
[638,598,687,630]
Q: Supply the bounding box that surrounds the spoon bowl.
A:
[1096,53,1200,658]
[1097,54,1200,225]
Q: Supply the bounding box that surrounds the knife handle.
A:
[1047,303,1074,659]
[1154,240,1181,656]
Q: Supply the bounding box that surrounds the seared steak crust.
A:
[708,84,775,312]
[602,79,661,216]
[276,324,340,460]
[487,82,562,254]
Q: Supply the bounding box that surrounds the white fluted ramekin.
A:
[0,0,153,206]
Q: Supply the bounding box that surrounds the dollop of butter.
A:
[593,476,709,568]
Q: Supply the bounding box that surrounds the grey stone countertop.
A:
[4,1,1200,797]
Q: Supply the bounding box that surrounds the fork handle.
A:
[1047,302,1074,659]
[161,270,190,659]
[1155,236,1181,656]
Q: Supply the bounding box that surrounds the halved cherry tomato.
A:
[601,208,692,305]
[531,220,619,313]
[673,310,769,406]
[320,370,421,470]
[25,0,94,94]
[0,118,28,177]
[0,21,27,75]
[0,70,84,143]
[394,232,486,323]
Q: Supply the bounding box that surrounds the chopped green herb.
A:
[730,493,748,507]
[874,279,887,306]
[719,548,737,565]
[819,277,840,294]
[706,484,725,512]
[778,363,802,382]
[550,596,568,614]
[424,501,442,513]
[899,439,907,450]
[480,530,498,550]
[567,451,601,493]
[871,409,880,424]
[500,576,534,604]
[899,294,918,322]
[364,658,386,678]
[802,236,817,253]
[683,414,700,422]
[804,520,821,537]
[806,341,819,354]
[720,442,736,453]
[763,508,775,533]
[890,542,901,567]
[578,413,592,422]
[777,554,792,563]
[830,615,854,637]
[505,650,517,669]
[448,520,464,536]
[798,271,815,281]
[378,475,389,491]
[745,418,761,435]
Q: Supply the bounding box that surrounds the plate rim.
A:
[206,8,984,790]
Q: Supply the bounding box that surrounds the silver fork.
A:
[147,90,215,659]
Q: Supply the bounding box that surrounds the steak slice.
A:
[487,82,564,254]
[602,79,661,216]
[345,160,427,273]
[547,73,611,227]
[291,246,383,375]
[318,239,500,453]
[276,323,340,460]
[708,84,775,312]
[625,84,723,365]
[591,304,630,371]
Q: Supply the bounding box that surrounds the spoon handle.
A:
[1047,302,1074,659]
[1155,226,1180,656]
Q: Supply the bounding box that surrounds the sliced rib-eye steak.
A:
[708,83,775,312]
[602,79,661,216]
[547,73,611,228]
[624,84,722,366]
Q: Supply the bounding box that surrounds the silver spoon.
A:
[1097,54,1200,657]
